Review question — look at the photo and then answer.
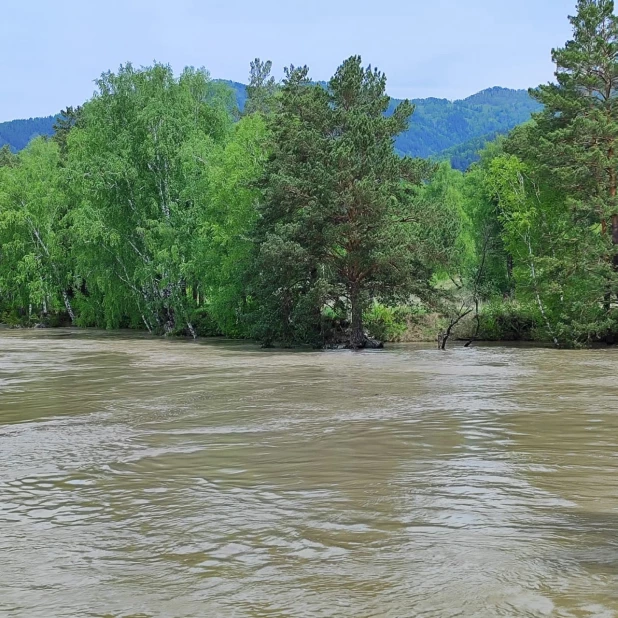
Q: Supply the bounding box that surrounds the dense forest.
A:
[0,85,538,171]
[1,0,618,349]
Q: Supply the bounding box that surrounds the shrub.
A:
[189,307,223,337]
[478,299,539,341]
[364,303,409,342]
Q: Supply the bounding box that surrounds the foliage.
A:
[0,86,540,170]
[477,299,539,341]
[2,1,618,350]
[363,303,410,341]
[53,106,83,156]
[492,0,618,345]
[0,138,74,323]
[185,113,269,337]
[245,59,278,116]
[66,63,235,333]
[247,56,453,348]
[439,131,501,171]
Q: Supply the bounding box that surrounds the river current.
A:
[0,329,617,617]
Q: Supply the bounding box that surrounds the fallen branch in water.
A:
[437,306,473,350]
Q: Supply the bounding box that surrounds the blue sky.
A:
[0,0,575,122]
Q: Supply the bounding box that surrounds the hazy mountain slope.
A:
[391,87,541,165]
[0,116,56,151]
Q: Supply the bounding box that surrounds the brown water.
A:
[1,330,617,618]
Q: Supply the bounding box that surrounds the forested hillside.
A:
[0,116,56,151]
[439,132,503,171]
[392,87,541,165]
[0,85,538,168]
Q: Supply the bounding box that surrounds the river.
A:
[0,329,617,617]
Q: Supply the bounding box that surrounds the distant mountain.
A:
[0,116,56,152]
[391,87,541,169]
[0,85,539,170]
[220,80,248,111]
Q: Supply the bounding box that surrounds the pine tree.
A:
[52,106,83,157]
[250,57,441,348]
[529,0,618,264]
[327,57,432,348]
[245,58,278,116]
[248,65,331,347]
[0,145,16,167]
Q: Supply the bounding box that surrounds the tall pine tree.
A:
[530,0,618,266]
[250,57,440,348]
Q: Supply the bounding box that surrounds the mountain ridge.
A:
[0,84,539,171]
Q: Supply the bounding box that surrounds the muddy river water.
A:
[0,329,617,617]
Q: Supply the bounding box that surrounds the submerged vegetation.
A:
[2,0,618,348]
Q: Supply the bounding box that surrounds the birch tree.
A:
[0,139,75,323]
[67,63,234,333]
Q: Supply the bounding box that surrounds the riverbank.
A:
[0,297,613,349]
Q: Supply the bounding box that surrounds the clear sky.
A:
[0,0,576,122]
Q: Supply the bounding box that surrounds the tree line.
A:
[0,87,538,171]
[1,0,618,348]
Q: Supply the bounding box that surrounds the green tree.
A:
[484,148,615,345]
[52,106,83,157]
[528,0,618,271]
[245,58,278,116]
[67,63,234,333]
[327,58,437,348]
[251,57,447,348]
[486,0,618,344]
[461,139,520,301]
[0,139,74,322]
[0,145,17,168]
[247,65,330,346]
[183,113,269,336]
